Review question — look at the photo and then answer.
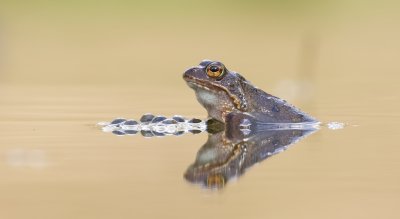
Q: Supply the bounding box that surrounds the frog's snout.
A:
[183,67,194,79]
[183,66,201,81]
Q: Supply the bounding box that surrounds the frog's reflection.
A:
[184,119,318,189]
[99,114,319,189]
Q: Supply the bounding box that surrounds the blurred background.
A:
[1,0,399,107]
[1,0,398,86]
[1,1,400,219]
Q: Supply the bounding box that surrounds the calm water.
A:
[1,4,400,218]
[1,76,399,218]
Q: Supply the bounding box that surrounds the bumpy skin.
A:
[183,60,317,124]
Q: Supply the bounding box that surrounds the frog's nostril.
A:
[184,68,192,75]
[184,66,201,75]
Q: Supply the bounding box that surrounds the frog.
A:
[183,60,318,125]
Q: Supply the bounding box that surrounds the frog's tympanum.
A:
[183,60,318,125]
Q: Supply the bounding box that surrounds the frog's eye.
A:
[206,174,225,188]
[206,63,225,79]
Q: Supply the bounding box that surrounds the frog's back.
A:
[241,79,317,123]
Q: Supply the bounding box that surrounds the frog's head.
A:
[183,60,248,122]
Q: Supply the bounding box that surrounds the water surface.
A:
[1,78,399,219]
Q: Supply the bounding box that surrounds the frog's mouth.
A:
[184,76,244,110]
[186,80,224,93]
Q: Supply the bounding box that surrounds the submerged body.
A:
[183,60,317,125]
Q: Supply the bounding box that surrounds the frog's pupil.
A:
[210,66,219,72]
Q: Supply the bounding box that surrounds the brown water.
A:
[1,4,400,219]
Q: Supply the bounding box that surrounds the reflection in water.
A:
[99,115,321,190]
[184,119,318,189]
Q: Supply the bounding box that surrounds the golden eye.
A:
[206,63,225,79]
[206,174,225,188]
